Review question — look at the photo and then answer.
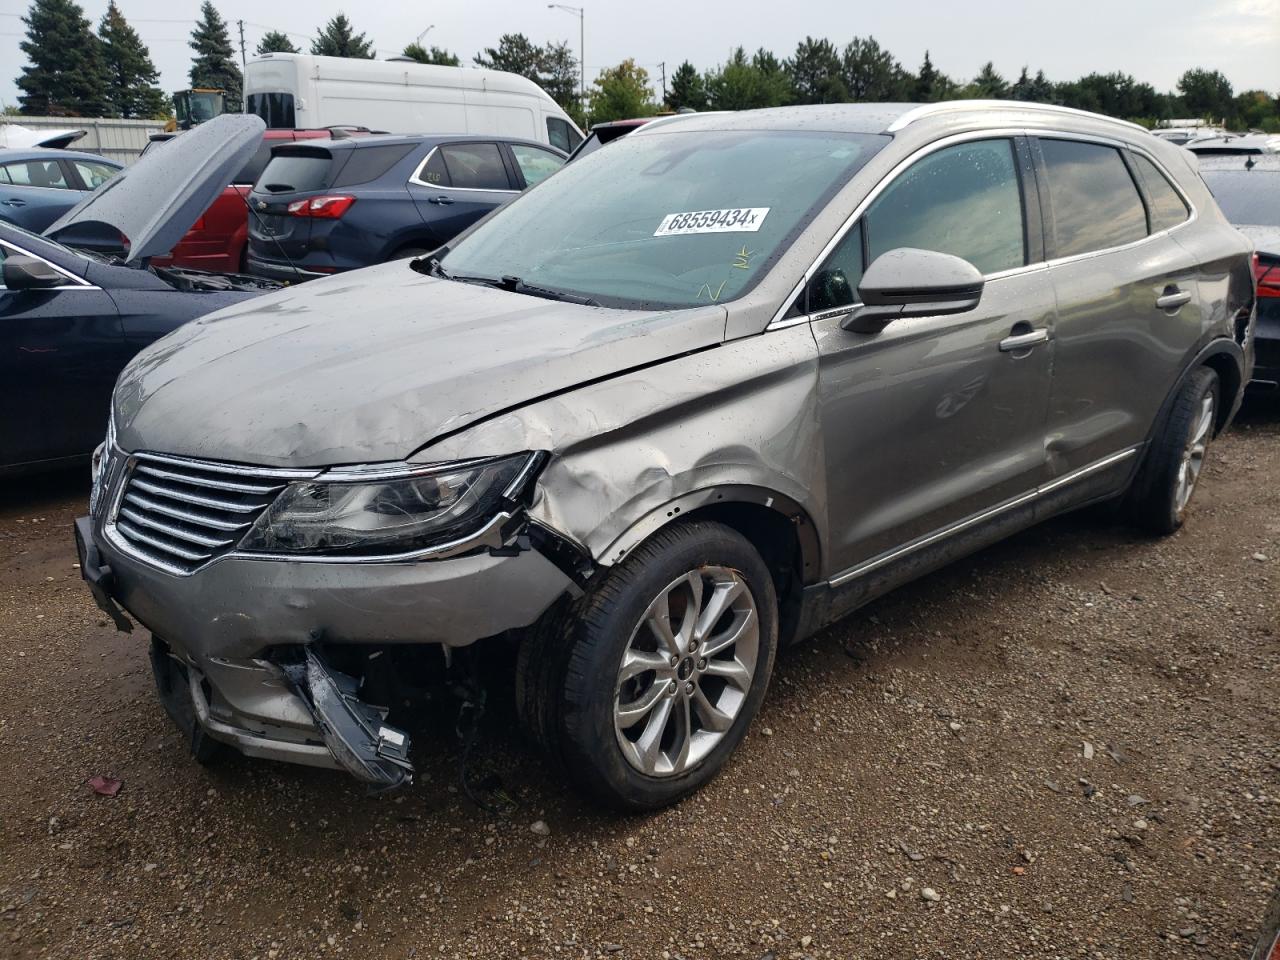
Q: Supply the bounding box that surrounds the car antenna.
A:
[235,190,306,283]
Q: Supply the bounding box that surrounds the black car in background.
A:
[1,116,279,476]
[245,134,566,281]
[1200,155,1280,391]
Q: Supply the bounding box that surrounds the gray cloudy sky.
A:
[1,0,1277,112]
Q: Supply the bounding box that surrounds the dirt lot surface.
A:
[1,406,1277,960]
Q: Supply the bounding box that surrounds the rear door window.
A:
[864,138,1026,275]
[1038,139,1148,257]
[1130,153,1190,232]
[256,150,333,193]
[71,160,117,189]
[439,143,512,191]
[1,160,71,189]
[510,144,565,188]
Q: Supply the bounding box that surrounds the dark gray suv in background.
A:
[77,101,1255,810]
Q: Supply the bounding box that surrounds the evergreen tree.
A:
[473,33,543,81]
[751,48,792,105]
[99,1,165,118]
[256,30,299,55]
[539,40,581,120]
[705,47,790,111]
[666,60,707,111]
[311,13,374,58]
[841,36,909,101]
[189,2,242,106]
[588,59,656,123]
[970,61,1009,99]
[402,43,460,66]
[17,0,111,116]
[913,50,954,102]
[785,37,846,104]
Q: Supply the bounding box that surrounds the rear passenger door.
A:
[1034,137,1202,479]
[408,142,517,243]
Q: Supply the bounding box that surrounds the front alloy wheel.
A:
[614,567,759,777]
[518,520,778,810]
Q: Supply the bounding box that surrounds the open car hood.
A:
[44,114,265,263]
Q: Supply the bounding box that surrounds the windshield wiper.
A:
[498,275,599,306]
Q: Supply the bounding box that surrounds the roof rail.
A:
[886,100,1149,134]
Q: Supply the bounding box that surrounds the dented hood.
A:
[45,114,265,262]
[112,261,728,467]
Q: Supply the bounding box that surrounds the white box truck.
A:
[244,54,584,153]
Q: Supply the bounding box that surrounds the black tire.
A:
[517,521,778,811]
[1129,366,1219,535]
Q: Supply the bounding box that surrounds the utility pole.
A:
[237,19,246,70]
[547,5,585,107]
[659,61,666,104]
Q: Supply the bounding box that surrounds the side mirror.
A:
[842,247,984,334]
[3,253,66,291]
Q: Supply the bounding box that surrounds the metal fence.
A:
[0,116,164,164]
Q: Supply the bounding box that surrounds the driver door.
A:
[0,241,125,469]
[811,136,1056,574]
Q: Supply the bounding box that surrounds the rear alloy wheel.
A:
[523,521,777,810]
[1131,365,1219,535]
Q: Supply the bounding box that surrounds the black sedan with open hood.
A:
[1,115,280,475]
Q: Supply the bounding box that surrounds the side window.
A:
[0,166,11,185]
[439,143,511,191]
[415,149,450,187]
[1131,153,1190,232]
[1039,139,1147,257]
[807,223,865,313]
[547,117,576,153]
[72,160,117,189]
[510,144,565,188]
[864,138,1025,275]
[3,160,70,189]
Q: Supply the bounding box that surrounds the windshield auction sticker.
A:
[654,208,771,237]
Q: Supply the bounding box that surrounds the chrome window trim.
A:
[408,145,520,194]
[0,238,98,290]
[827,446,1139,587]
[767,127,1199,331]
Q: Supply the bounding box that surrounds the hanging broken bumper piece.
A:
[282,647,414,791]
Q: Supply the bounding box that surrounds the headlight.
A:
[238,453,539,557]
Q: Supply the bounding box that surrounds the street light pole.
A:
[547,4,585,108]
[415,24,436,47]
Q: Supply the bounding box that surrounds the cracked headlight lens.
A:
[239,453,535,556]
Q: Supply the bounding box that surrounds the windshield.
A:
[1203,171,1280,225]
[441,128,888,309]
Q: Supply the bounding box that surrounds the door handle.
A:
[1155,289,1192,310]
[428,195,454,205]
[1,198,26,207]
[999,328,1050,352]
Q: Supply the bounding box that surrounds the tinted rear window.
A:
[332,143,416,187]
[1202,170,1280,226]
[1040,139,1147,257]
[248,92,296,129]
[256,151,332,193]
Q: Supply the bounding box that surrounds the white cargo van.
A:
[244,53,584,153]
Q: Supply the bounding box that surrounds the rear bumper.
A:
[1250,305,1279,389]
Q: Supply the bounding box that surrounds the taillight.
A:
[286,195,356,219]
[1255,253,1280,299]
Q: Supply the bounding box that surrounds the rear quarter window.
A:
[1131,153,1190,232]
[332,144,417,188]
[1039,139,1148,258]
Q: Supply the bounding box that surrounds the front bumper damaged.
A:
[281,647,413,790]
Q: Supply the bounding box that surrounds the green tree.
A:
[1010,66,1054,103]
[1233,90,1278,132]
[188,1,242,107]
[969,61,1009,98]
[666,60,707,111]
[311,13,374,58]
[539,39,582,121]
[402,43,460,66]
[256,30,299,55]
[704,47,788,111]
[913,50,954,102]
[1177,68,1233,120]
[588,58,656,123]
[841,36,909,101]
[16,0,111,116]
[473,33,543,81]
[786,36,846,104]
[98,1,165,118]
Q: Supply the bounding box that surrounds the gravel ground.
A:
[1,405,1277,960]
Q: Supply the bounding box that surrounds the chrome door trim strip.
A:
[827,445,1139,588]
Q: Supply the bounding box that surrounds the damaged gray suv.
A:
[77,102,1255,810]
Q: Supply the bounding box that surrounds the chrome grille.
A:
[109,453,310,574]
